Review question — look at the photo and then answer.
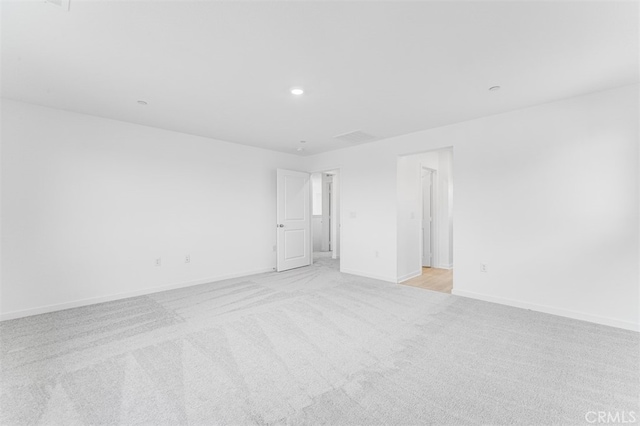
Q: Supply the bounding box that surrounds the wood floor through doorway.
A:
[401,267,453,293]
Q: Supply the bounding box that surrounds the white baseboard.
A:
[0,267,274,322]
[397,270,422,283]
[451,289,639,332]
[341,267,397,283]
[436,263,453,270]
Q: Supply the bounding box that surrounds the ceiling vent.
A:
[333,130,376,144]
[45,0,70,10]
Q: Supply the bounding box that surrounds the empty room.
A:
[1,1,638,425]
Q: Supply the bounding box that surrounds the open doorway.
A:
[397,148,453,293]
[311,169,340,268]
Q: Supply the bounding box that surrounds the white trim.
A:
[307,165,342,175]
[0,267,274,322]
[435,263,453,270]
[397,270,422,283]
[451,289,639,332]
[341,267,397,283]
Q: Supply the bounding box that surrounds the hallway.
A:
[401,267,453,293]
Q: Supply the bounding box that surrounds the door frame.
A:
[309,167,342,265]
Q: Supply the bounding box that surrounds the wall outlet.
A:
[155,258,161,267]
[375,250,379,258]
[272,245,277,252]
[349,211,357,219]
[480,263,488,273]
[185,255,190,264]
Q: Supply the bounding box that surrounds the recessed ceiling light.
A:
[290,88,304,95]
[489,86,501,92]
[297,147,305,152]
[137,100,148,105]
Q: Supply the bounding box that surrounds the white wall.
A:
[311,173,323,216]
[311,173,323,252]
[0,100,300,319]
[306,84,639,331]
[3,85,638,331]
[396,154,425,281]
[312,217,323,252]
[306,144,400,282]
[330,172,340,259]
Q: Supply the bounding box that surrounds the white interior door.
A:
[277,169,311,272]
[422,170,433,267]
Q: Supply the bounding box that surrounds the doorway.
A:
[311,169,340,267]
[396,148,453,293]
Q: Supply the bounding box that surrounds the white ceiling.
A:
[2,1,638,155]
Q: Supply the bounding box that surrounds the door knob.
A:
[278,224,284,227]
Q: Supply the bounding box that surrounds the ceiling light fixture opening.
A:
[290,88,304,95]
[137,100,148,105]
[489,86,501,92]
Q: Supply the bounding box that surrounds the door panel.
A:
[277,169,311,271]
[284,175,305,220]
[284,229,306,259]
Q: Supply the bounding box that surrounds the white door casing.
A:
[276,169,311,272]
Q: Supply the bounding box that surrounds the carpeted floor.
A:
[1,256,638,425]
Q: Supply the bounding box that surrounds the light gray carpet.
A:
[1,256,638,425]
